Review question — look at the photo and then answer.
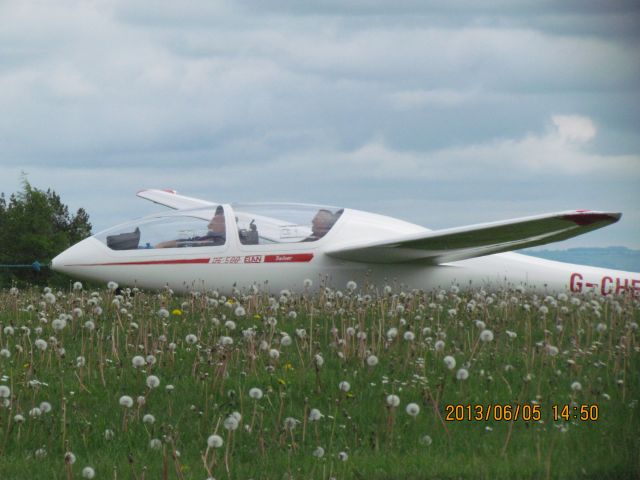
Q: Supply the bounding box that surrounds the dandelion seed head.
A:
[571,381,582,391]
[82,466,95,479]
[283,417,299,430]
[132,356,145,368]
[0,386,10,398]
[149,438,162,450]
[207,434,223,448]
[64,451,76,464]
[386,394,400,407]
[434,340,445,352]
[456,368,469,381]
[444,356,456,370]
[142,413,156,424]
[146,375,160,389]
[280,335,292,347]
[406,403,420,417]
[313,446,325,458]
[309,408,323,421]
[480,329,494,342]
[185,334,198,345]
[338,451,349,461]
[223,416,239,431]
[403,331,415,342]
[249,387,263,400]
[39,401,52,413]
[339,381,350,392]
[366,355,379,367]
[119,395,134,408]
[29,407,42,418]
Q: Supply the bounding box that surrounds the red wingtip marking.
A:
[563,213,620,226]
[162,189,177,194]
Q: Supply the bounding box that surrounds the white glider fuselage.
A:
[52,200,640,296]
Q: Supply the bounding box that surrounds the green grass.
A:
[0,284,638,479]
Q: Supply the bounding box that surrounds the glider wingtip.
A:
[563,211,622,226]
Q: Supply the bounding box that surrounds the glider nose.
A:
[51,237,102,275]
[51,245,76,275]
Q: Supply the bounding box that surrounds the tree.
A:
[0,179,92,287]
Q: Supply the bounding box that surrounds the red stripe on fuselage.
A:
[66,258,211,266]
[264,253,314,263]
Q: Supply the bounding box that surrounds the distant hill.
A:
[522,246,640,272]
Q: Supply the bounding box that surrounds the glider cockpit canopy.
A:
[93,203,344,251]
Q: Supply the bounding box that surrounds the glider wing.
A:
[136,189,216,210]
[326,210,621,264]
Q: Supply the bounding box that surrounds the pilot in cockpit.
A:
[302,209,338,242]
[156,206,226,248]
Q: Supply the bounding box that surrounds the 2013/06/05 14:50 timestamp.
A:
[444,404,600,422]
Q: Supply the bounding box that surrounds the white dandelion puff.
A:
[444,356,456,370]
[366,355,379,367]
[571,381,582,391]
[185,334,198,344]
[309,408,324,422]
[339,381,350,392]
[132,356,145,368]
[386,394,400,407]
[223,416,239,431]
[143,414,155,424]
[119,395,134,408]
[146,375,160,389]
[313,446,325,458]
[480,330,494,342]
[207,434,223,448]
[249,387,263,400]
[406,403,420,417]
[81,466,95,479]
[456,368,469,381]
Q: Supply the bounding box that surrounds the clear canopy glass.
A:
[231,203,343,245]
[94,203,343,250]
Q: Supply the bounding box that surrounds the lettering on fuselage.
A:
[570,272,640,296]
[209,253,314,265]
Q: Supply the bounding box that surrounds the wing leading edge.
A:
[326,210,621,264]
[136,189,216,210]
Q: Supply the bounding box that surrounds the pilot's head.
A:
[311,209,334,238]
[208,206,225,234]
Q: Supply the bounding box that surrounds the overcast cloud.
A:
[1,0,638,248]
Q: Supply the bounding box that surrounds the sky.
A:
[1,0,639,249]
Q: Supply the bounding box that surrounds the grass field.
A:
[0,281,638,479]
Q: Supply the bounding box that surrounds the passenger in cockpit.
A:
[156,206,226,248]
[302,209,336,242]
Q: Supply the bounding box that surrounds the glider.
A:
[52,189,639,296]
